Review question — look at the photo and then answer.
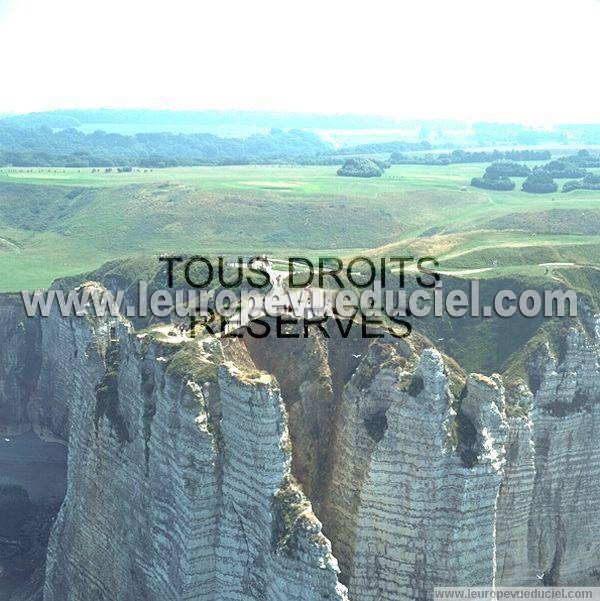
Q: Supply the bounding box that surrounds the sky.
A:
[0,0,599,124]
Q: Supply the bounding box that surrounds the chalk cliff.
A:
[1,286,599,601]
[520,323,600,586]
[0,294,42,434]
[322,343,507,599]
[35,289,347,601]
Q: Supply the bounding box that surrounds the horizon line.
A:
[2,107,600,129]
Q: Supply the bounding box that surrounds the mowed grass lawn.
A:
[0,163,599,291]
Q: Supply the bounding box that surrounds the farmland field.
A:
[1,163,599,292]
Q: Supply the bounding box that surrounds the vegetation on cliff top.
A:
[272,476,325,556]
[166,343,219,384]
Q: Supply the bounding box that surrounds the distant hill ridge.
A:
[0,108,402,130]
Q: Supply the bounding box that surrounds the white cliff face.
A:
[0,295,41,434]
[2,283,600,601]
[325,318,600,600]
[43,321,220,601]
[524,326,600,586]
[320,320,600,598]
[215,366,347,601]
[495,413,536,585]
[36,292,346,601]
[324,345,508,600]
[494,323,600,588]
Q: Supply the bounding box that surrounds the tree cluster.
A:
[557,149,600,168]
[336,140,431,156]
[522,172,558,194]
[562,172,600,192]
[484,160,531,178]
[471,176,516,191]
[390,149,551,166]
[337,158,386,178]
[469,153,600,194]
[533,160,588,179]
[0,125,333,168]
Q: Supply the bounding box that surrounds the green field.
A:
[1,163,599,291]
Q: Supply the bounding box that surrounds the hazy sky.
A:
[0,0,598,123]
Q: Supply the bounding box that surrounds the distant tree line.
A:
[336,140,431,155]
[469,150,600,194]
[7,109,600,148]
[471,123,568,146]
[534,160,588,179]
[553,125,600,146]
[562,173,600,192]
[0,123,436,168]
[391,149,551,166]
[0,125,333,167]
[552,149,600,168]
[3,118,600,178]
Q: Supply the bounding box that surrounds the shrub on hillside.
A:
[535,160,588,179]
[562,172,600,192]
[471,176,516,191]
[522,172,558,194]
[337,158,383,178]
[484,160,531,178]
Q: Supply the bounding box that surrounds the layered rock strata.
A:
[0,285,599,601]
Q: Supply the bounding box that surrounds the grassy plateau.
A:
[0,162,599,292]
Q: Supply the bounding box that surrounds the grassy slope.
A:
[1,163,599,291]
